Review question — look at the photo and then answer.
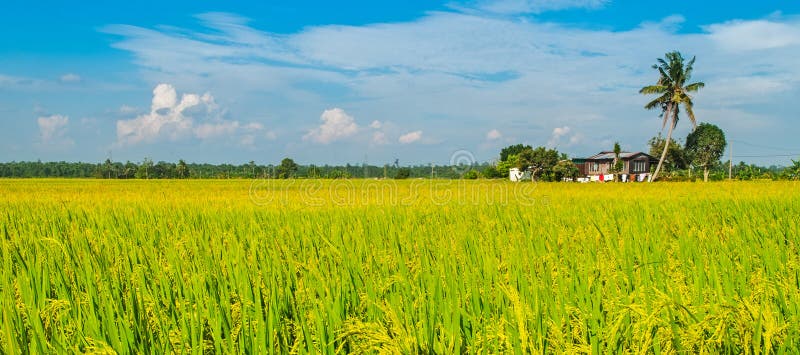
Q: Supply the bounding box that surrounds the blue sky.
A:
[2,0,799,165]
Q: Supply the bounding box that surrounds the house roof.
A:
[585,151,655,160]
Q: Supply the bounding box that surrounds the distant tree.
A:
[781,159,800,180]
[517,146,560,181]
[136,158,154,179]
[121,161,137,179]
[248,160,256,178]
[610,142,624,180]
[327,169,350,179]
[640,51,705,181]
[276,158,298,179]
[500,144,532,162]
[103,159,115,179]
[735,162,760,180]
[176,159,189,179]
[496,154,520,177]
[395,167,411,179]
[648,135,688,173]
[481,165,504,179]
[153,161,176,178]
[685,123,726,182]
[552,160,580,181]
[462,170,480,179]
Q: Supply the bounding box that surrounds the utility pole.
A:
[729,140,733,180]
[363,154,368,179]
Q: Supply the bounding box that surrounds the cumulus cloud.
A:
[398,130,423,144]
[547,126,575,147]
[486,129,502,140]
[369,120,383,129]
[303,108,360,144]
[59,73,82,83]
[38,114,73,146]
[116,83,264,145]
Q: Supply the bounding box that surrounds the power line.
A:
[729,139,800,152]
[732,153,800,158]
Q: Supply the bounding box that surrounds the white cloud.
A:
[59,73,81,83]
[37,114,73,146]
[398,130,423,144]
[369,120,383,129]
[194,121,239,139]
[372,131,388,145]
[476,0,608,14]
[548,126,581,147]
[303,108,360,144]
[116,83,266,145]
[486,129,502,140]
[80,117,97,126]
[0,74,42,88]
[568,132,584,145]
[705,19,800,51]
[241,125,276,147]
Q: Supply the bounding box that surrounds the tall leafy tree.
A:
[136,158,154,179]
[648,135,688,173]
[176,159,189,179]
[685,123,726,182]
[640,51,705,181]
[500,144,532,162]
[276,158,298,179]
[517,146,559,181]
[610,142,624,179]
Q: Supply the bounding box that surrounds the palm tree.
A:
[640,51,704,182]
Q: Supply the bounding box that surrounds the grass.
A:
[1,179,799,353]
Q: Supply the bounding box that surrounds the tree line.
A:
[1,152,797,181]
[0,158,494,180]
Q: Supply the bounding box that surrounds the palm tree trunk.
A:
[651,104,674,182]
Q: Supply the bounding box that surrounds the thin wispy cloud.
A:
[37,114,73,147]
[473,0,608,14]
[59,73,82,83]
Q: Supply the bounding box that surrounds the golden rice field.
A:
[1,179,799,354]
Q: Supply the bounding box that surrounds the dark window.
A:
[632,160,646,172]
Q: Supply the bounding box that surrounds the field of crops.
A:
[1,179,799,353]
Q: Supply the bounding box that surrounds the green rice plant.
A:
[0,179,799,353]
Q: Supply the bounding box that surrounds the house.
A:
[572,151,658,181]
